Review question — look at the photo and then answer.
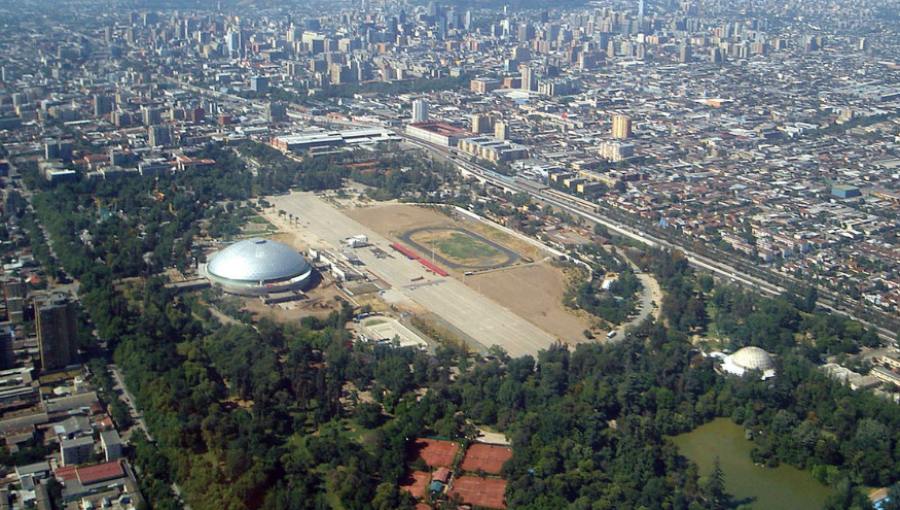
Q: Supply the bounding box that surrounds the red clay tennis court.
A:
[459,444,513,474]
[448,476,507,509]
[399,470,430,499]
[407,438,460,468]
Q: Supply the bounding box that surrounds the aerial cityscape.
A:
[2,0,900,508]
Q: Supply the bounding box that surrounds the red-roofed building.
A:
[76,460,125,485]
[172,154,215,171]
[432,467,451,484]
[54,465,78,482]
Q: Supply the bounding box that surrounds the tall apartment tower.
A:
[471,114,493,133]
[36,295,78,372]
[411,99,429,123]
[612,114,632,139]
[494,121,509,140]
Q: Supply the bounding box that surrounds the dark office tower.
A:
[447,9,461,29]
[142,12,157,27]
[427,1,442,19]
[148,125,172,147]
[304,19,321,31]
[141,106,161,126]
[36,296,78,373]
[250,76,269,94]
[267,102,288,123]
[399,9,407,25]
[0,329,12,369]
[540,10,549,23]
[94,94,113,117]
[710,47,723,63]
[518,23,536,42]
[679,41,692,62]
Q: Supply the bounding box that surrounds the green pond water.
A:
[672,418,832,510]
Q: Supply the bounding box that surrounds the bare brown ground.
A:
[240,282,345,323]
[467,264,591,345]
[347,203,588,345]
[344,202,455,235]
[345,203,543,262]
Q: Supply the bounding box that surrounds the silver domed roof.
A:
[207,238,310,282]
[731,346,774,371]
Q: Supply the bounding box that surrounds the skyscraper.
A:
[612,114,632,139]
[36,295,78,372]
[411,99,429,123]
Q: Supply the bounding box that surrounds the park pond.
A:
[672,418,832,510]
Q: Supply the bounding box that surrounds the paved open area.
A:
[358,316,428,349]
[267,192,559,358]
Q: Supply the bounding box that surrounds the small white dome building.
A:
[719,346,776,380]
[202,238,313,296]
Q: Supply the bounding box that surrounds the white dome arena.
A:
[720,346,777,380]
[203,238,313,296]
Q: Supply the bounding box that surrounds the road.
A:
[267,192,559,358]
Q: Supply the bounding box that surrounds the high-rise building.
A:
[226,31,242,58]
[494,121,509,140]
[521,66,534,91]
[471,114,493,133]
[267,102,288,123]
[93,94,113,117]
[36,295,78,372]
[612,114,632,139]
[679,41,692,63]
[141,106,161,126]
[250,76,269,93]
[148,125,172,148]
[517,23,536,42]
[411,99,429,123]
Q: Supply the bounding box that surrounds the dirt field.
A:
[347,203,588,346]
[408,438,460,468]
[344,202,455,234]
[449,476,507,509]
[467,264,591,345]
[399,471,430,499]
[460,444,513,475]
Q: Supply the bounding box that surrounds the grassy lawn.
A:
[438,233,502,260]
